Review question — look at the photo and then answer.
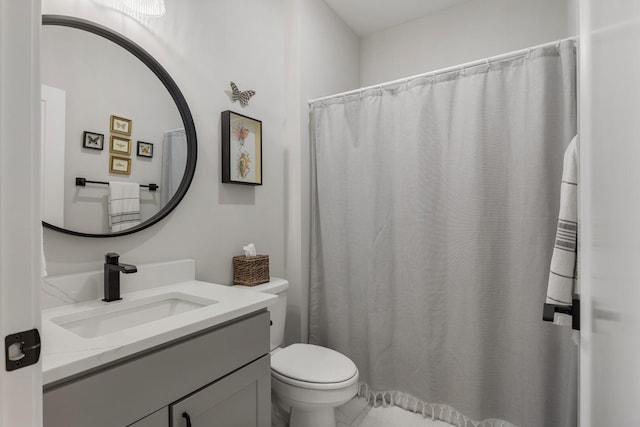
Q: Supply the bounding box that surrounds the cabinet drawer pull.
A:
[182,412,192,427]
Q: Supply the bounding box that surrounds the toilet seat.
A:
[272,368,359,391]
[271,343,358,390]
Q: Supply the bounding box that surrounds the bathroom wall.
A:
[40,0,359,343]
[39,0,573,346]
[41,0,288,284]
[359,0,578,86]
[283,0,360,343]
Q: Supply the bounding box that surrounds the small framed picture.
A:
[109,155,131,175]
[110,115,132,136]
[137,141,154,158]
[221,110,262,185]
[110,136,131,155]
[82,131,104,150]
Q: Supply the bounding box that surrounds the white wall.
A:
[40,0,359,346]
[283,0,360,343]
[39,0,573,347]
[41,0,288,285]
[360,0,577,86]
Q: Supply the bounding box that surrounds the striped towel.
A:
[108,181,141,232]
[546,136,578,326]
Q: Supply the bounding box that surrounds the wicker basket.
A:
[232,255,270,286]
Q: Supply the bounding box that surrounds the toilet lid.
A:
[271,343,358,384]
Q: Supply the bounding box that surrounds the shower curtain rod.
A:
[307,36,577,106]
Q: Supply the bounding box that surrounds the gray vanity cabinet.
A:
[169,355,270,426]
[127,408,168,426]
[44,311,271,427]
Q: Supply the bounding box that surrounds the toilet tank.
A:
[235,278,288,351]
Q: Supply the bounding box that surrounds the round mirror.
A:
[41,15,197,237]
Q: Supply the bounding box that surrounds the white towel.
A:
[546,136,578,326]
[108,181,141,232]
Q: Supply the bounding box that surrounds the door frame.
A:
[0,1,43,426]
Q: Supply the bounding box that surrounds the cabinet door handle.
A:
[182,412,192,427]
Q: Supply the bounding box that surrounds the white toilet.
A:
[236,278,359,427]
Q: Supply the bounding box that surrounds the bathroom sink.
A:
[41,270,277,386]
[50,292,218,338]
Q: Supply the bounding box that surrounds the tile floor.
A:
[337,397,455,427]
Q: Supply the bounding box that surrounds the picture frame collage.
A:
[81,114,155,176]
[109,115,132,175]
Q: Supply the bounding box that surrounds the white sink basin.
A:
[41,274,280,386]
[50,292,218,338]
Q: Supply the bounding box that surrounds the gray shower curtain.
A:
[309,41,577,427]
[160,129,187,208]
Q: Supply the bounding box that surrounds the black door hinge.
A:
[5,328,41,371]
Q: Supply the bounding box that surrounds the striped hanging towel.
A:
[546,136,578,326]
[108,181,141,232]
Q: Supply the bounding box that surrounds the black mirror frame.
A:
[41,15,197,238]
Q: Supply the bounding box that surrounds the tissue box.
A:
[233,255,270,286]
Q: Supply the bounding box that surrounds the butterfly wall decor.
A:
[229,82,256,107]
[110,136,131,155]
[110,115,132,136]
[232,122,250,142]
[82,131,104,150]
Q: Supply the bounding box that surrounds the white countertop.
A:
[42,280,275,386]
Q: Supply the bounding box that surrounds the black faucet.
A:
[103,253,137,302]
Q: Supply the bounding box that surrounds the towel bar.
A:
[75,177,159,192]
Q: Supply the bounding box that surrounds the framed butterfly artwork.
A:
[137,141,154,158]
[110,136,131,155]
[221,110,262,185]
[109,155,131,175]
[110,114,132,136]
[82,131,104,150]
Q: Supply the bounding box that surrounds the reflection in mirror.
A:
[41,16,196,237]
